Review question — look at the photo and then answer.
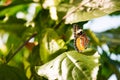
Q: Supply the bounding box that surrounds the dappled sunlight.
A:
[16,3,39,22]
[91,66,99,80]
[0,39,7,53]
[26,3,37,22]
[16,12,25,19]
[97,46,103,54]
[93,52,100,63]
[110,53,120,62]
[108,74,117,80]
[84,15,120,33]
[0,0,120,79]
[49,39,59,53]
[33,0,39,2]
[50,6,58,20]
[0,33,8,54]
[91,52,99,80]
[101,44,110,55]
[97,43,120,61]
[43,0,56,8]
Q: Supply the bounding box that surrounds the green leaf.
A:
[0,64,27,80]
[28,45,41,66]
[56,24,73,42]
[39,28,67,63]
[0,16,28,37]
[0,0,33,10]
[0,4,28,17]
[36,51,99,80]
[65,0,120,24]
[43,0,61,9]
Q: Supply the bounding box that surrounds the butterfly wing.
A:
[73,24,89,52]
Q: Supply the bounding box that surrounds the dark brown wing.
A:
[73,24,79,38]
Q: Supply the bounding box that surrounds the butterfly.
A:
[73,24,89,52]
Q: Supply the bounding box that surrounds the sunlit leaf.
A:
[65,0,120,24]
[36,51,99,80]
[0,0,119,79]
[0,4,28,17]
[43,0,61,9]
[43,0,63,20]
[39,28,67,63]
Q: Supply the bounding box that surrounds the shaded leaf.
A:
[0,16,27,37]
[56,24,72,41]
[28,45,41,66]
[36,51,99,80]
[0,64,27,80]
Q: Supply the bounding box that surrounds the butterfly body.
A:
[73,24,89,52]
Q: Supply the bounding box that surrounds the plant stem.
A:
[54,19,64,29]
[6,32,37,64]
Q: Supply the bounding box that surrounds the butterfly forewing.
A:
[73,24,89,52]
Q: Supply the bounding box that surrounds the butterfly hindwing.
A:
[73,24,89,52]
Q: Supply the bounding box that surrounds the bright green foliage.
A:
[36,51,99,80]
[0,0,120,80]
[39,28,67,63]
[65,0,120,24]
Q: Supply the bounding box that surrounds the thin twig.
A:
[54,1,89,29]
[63,0,90,20]
[6,32,37,63]
[54,19,64,29]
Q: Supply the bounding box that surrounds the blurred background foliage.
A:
[0,0,120,80]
